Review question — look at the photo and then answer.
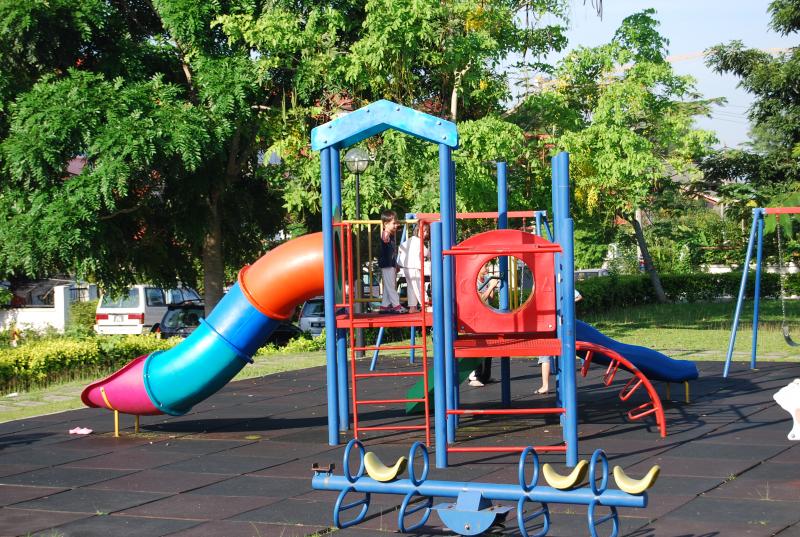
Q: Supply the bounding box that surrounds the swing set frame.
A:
[724,206,800,378]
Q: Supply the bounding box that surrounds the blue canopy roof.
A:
[311,100,458,151]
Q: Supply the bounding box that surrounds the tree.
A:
[0,0,349,311]
[552,9,717,301]
[704,0,800,214]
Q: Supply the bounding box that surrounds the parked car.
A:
[94,285,200,335]
[298,297,325,336]
[158,301,303,345]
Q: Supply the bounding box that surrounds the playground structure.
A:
[312,439,660,537]
[724,206,800,378]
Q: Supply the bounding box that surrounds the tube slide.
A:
[82,233,325,416]
[576,320,698,383]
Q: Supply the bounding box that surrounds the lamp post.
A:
[344,148,371,357]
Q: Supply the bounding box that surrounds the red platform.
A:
[454,333,561,357]
[335,311,432,329]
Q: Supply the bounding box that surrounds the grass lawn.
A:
[2,299,798,423]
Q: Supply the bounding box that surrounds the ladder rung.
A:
[354,371,425,379]
[448,408,565,416]
[447,445,567,453]
[357,398,426,405]
[353,345,426,352]
[358,425,427,432]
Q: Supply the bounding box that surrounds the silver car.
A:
[298,297,325,336]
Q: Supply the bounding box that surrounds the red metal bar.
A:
[603,360,621,386]
[619,377,643,402]
[354,371,424,379]
[764,207,800,215]
[447,408,565,416]
[358,425,427,431]
[357,398,426,405]
[415,211,538,221]
[352,344,425,352]
[628,402,657,421]
[447,445,567,453]
[580,351,593,378]
[444,245,561,256]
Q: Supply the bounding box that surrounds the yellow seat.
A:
[613,465,660,494]
[364,451,407,482]
[542,460,588,490]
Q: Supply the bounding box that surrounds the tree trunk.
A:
[628,211,668,304]
[202,195,225,315]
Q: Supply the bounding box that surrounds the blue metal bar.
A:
[369,327,385,371]
[751,215,764,370]
[534,211,543,237]
[331,148,349,432]
[541,214,554,242]
[439,144,456,443]
[555,152,578,467]
[312,474,646,509]
[497,162,511,407]
[724,209,760,378]
[430,222,447,468]
[321,147,340,444]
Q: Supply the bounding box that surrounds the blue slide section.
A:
[576,320,699,383]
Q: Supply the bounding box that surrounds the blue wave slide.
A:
[576,320,699,382]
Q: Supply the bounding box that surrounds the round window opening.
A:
[476,256,534,313]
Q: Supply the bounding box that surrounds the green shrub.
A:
[0,335,177,394]
[66,300,99,337]
[576,272,800,316]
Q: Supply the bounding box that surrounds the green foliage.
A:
[258,329,325,355]
[0,286,10,305]
[576,272,800,316]
[67,299,99,336]
[0,335,176,394]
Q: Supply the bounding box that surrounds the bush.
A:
[576,272,800,316]
[66,300,99,337]
[0,335,177,394]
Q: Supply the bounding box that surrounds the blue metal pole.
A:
[724,209,760,378]
[369,327,385,371]
[321,147,340,444]
[497,162,511,406]
[752,214,764,370]
[556,152,578,467]
[430,222,447,468]
[535,211,543,237]
[331,148,349,432]
[439,144,456,443]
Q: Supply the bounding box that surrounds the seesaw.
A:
[312,439,660,537]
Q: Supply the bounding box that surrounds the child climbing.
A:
[378,209,407,314]
[398,224,429,313]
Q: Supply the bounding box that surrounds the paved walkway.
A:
[0,357,798,537]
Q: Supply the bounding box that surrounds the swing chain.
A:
[777,220,788,328]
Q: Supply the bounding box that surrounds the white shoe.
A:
[468,371,477,382]
[469,379,485,387]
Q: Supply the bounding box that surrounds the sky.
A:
[526,0,794,147]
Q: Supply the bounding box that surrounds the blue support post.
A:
[555,152,578,467]
[369,327,385,371]
[321,147,340,444]
[751,215,764,370]
[331,148,349,432]
[440,144,457,443]
[497,162,511,406]
[431,222,448,468]
[724,209,760,378]
[534,211,543,237]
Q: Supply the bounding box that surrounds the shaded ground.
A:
[0,356,798,537]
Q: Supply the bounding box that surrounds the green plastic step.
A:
[405,359,481,414]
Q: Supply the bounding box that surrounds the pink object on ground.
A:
[81,354,161,415]
[69,427,92,435]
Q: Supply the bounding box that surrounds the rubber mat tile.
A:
[625,454,758,479]
[0,484,67,507]
[229,498,344,525]
[699,420,793,444]
[125,438,255,455]
[226,440,340,459]
[163,520,326,537]
[119,493,281,520]
[769,445,800,463]
[158,453,282,475]
[14,487,167,513]
[188,475,310,497]
[0,445,110,466]
[250,458,331,478]
[0,467,135,488]
[710,477,800,502]
[774,521,800,536]
[0,507,90,537]
[90,469,230,493]
[31,514,201,537]
[0,463,47,478]
[636,474,722,497]
[63,449,195,470]
[652,496,800,533]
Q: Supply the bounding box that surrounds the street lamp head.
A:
[343,147,371,174]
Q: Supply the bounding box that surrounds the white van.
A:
[94,285,200,335]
